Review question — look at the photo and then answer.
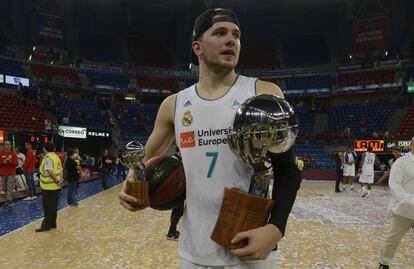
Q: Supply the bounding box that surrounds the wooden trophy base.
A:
[211,188,275,250]
[126,180,150,206]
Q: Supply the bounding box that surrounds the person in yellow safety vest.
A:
[35,142,63,232]
[296,156,304,172]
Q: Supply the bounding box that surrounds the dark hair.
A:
[44,142,55,152]
[367,146,373,152]
[392,147,401,152]
[67,148,75,157]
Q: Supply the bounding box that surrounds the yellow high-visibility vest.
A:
[39,153,62,190]
[296,158,304,171]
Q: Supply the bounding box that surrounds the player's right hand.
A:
[118,177,147,212]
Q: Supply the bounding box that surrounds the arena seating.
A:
[0,93,47,131]
[82,70,129,91]
[286,75,331,91]
[136,76,178,91]
[53,96,108,129]
[406,67,414,81]
[395,102,414,139]
[112,103,159,147]
[30,64,80,87]
[339,70,395,86]
[0,57,25,77]
[294,106,315,135]
[328,102,396,139]
[294,144,335,170]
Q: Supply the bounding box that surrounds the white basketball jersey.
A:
[344,152,355,167]
[361,152,376,175]
[175,75,274,266]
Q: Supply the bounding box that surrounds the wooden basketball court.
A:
[0,181,413,269]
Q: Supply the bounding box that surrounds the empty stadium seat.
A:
[0,93,47,132]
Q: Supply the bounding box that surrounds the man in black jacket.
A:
[65,148,81,206]
[335,152,344,192]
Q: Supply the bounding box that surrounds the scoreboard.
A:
[354,140,385,152]
[27,134,50,144]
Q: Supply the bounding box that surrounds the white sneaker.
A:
[23,196,33,201]
[30,196,37,200]
[350,187,358,193]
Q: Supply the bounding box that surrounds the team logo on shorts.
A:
[182,111,193,127]
[180,131,195,148]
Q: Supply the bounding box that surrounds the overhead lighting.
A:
[385,51,388,56]
[125,96,135,100]
[32,46,36,51]
[29,55,32,61]
[349,55,352,59]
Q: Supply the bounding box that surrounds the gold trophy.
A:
[122,141,150,206]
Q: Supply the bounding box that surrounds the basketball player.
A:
[376,147,402,187]
[343,146,357,192]
[378,136,414,269]
[358,146,379,197]
[119,8,301,268]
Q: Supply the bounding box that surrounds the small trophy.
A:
[122,141,150,206]
[211,95,298,249]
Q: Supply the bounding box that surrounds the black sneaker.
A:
[379,263,389,269]
[166,231,180,241]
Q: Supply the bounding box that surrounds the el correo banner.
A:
[58,126,87,139]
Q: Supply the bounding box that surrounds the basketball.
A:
[144,155,186,210]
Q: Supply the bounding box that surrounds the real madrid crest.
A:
[182,111,193,127]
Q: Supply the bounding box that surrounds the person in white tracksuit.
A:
[378,136,414,269]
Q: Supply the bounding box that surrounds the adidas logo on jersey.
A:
[184,100,192,107]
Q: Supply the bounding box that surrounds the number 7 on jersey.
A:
[205,152,218,178]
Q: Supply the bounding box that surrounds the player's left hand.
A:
[230,224,282,260]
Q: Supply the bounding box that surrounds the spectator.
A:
[0,140,18,206]
[23,142,37,200]
[65,148,81,207]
